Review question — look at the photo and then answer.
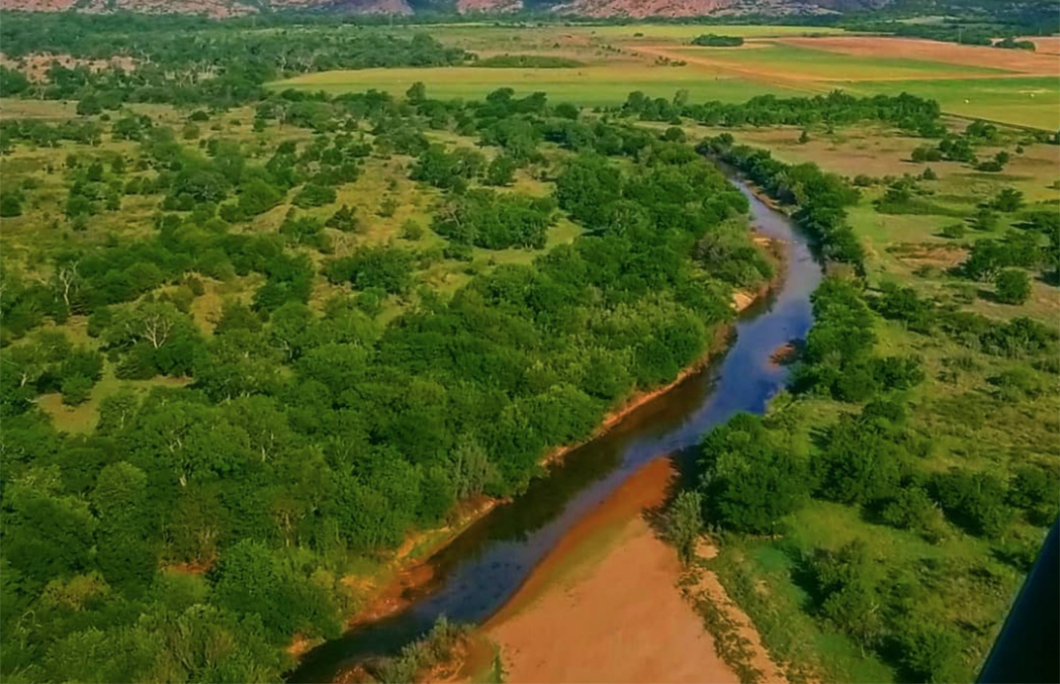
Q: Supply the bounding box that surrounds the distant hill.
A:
[0,0,895,17]
[2,0,1052,18]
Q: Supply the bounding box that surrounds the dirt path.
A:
[484,459,783,684]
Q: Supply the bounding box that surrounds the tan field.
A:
[779,35,1060,75]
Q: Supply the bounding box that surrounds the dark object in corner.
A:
[978,519,1060,684]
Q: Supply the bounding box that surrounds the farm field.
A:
[272,26,1060,130]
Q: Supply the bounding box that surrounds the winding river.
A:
[289,176,822,683]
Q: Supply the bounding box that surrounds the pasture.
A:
[271,26,1060,130]
[274,64,807,105]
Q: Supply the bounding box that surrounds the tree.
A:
[995,269,1031,305]
[0,190,24,217]
[698,413,809,533]
[485,154,517,186]
[4,468,97,584]
[991,188,1024,213]
[450,435,498,500]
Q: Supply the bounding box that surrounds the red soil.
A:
[484,459,764,683]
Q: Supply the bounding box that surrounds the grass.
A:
[3,108,588,433]
[675,42,1008,80]
[268,27,1059,130]
[571,25,850,39]
[699,118,1058,683]
[708,538,896,684]
[40,366,191,434]
[272,64,809,105]
[846,77,1060,130]
[710,319,1048,681]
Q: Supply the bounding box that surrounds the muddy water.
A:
[289,178,822,683]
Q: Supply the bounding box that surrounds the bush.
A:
[880,487,947,542]
[293,183,337,209]
[666,490,703,564]
[892,616,963,683]
[940,223,966,239]
[930,469,1008,538]
[400,220,424,241]
[0,191,23,217]
[994,269,1031,305]
[60,374,94,406]
[325,205,359,233]
[698,413,809,534]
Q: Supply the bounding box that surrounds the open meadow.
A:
[273,24,1060,130]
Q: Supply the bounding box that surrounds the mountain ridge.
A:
[0,0,894,17]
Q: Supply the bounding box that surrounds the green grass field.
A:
[271,28,1059,129]
[273,65,810,105]
[846,77,1060,130]
[674,43,1007,80]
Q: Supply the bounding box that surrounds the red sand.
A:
[485,459,745,684]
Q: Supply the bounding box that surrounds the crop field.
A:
[272,26,1060,130]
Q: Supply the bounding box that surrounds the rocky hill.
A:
[0,0,887,16]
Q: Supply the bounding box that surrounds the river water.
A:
[289,177,822,683]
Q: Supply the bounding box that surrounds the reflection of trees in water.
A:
[289,372,715,684]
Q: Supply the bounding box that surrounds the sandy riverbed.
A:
[484,459,741,684]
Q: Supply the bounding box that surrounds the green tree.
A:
[994,269,1031,305]
[698,413,809,533]
[485,154,517,186]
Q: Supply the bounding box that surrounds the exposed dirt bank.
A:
[304,229,788,675]
[485,458,742,684]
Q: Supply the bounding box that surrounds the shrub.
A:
[994,269,1031,305]
[930,469,1008,538]
[61,374,94,406]
[940,223,966,239]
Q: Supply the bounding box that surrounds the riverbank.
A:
[311,244,787,656]
[289,192,799,683]
[485,458,742,684]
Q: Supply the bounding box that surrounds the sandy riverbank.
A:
[483,459,739,684]
[300,235,787,672]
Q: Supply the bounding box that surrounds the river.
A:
[289,176,822,683]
